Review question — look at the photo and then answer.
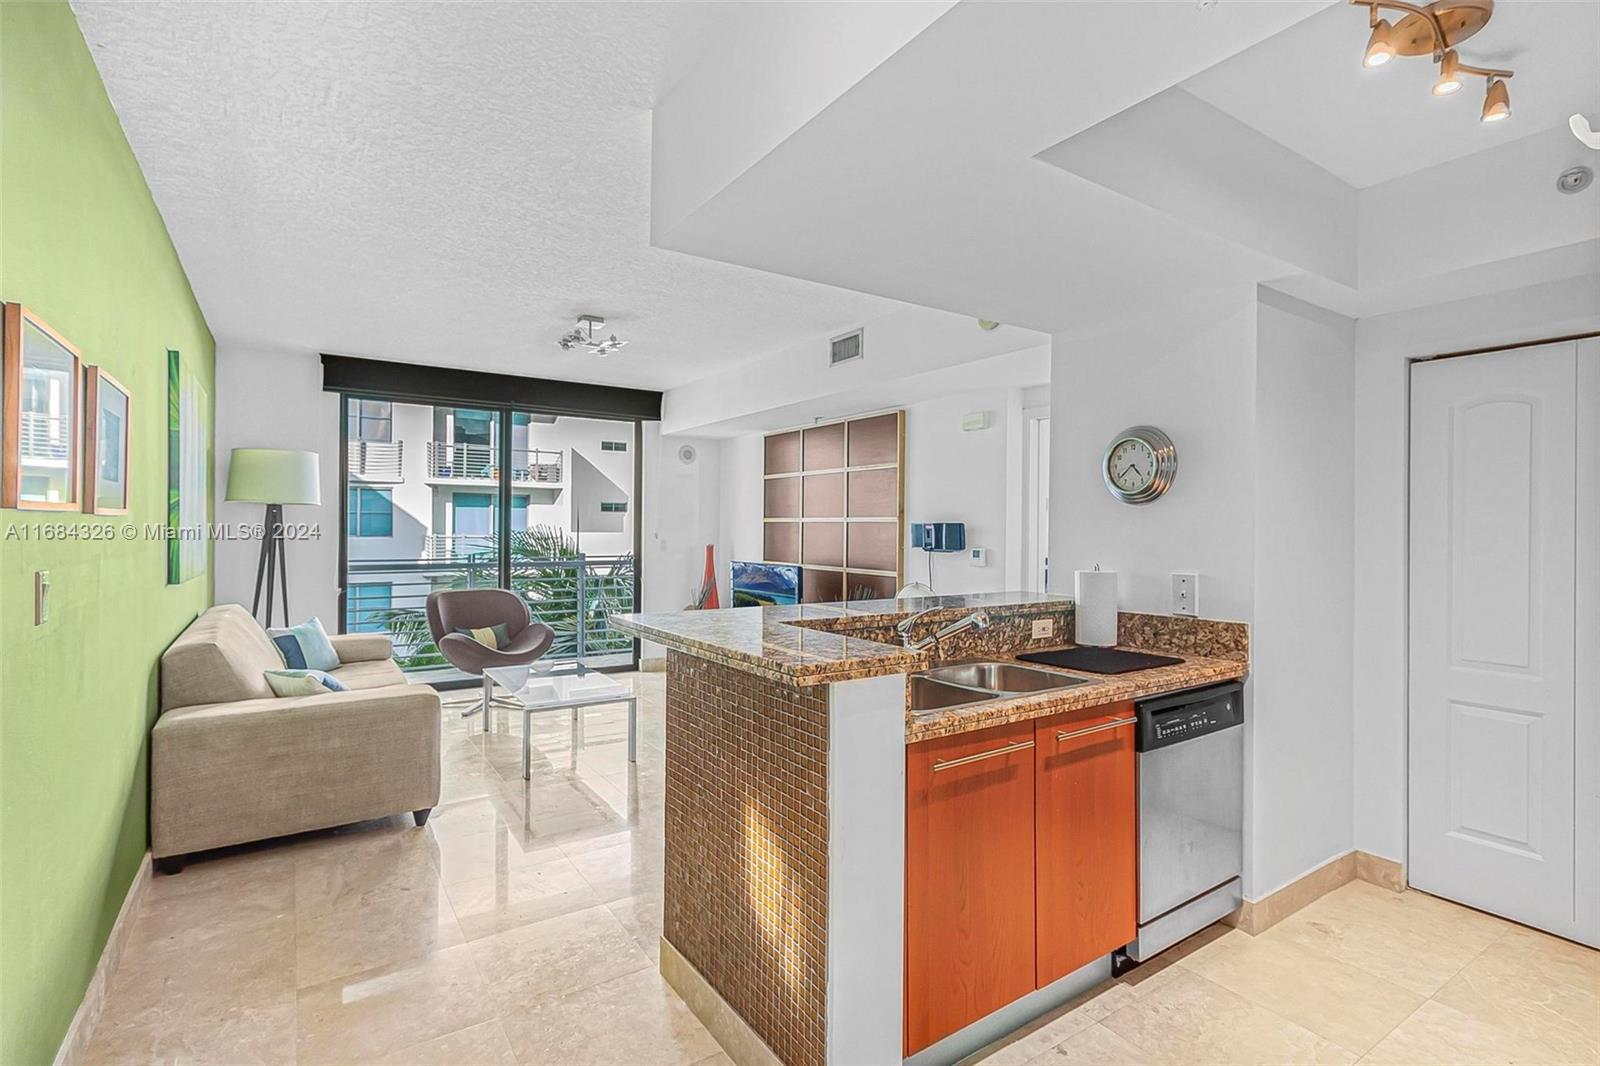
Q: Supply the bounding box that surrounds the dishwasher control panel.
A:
[1135,682,1244,752]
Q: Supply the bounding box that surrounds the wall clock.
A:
[1102,425,1177,504]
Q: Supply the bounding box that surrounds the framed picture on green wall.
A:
[2,303,83,511]
[82,364,130,515]
[166,348,208,583]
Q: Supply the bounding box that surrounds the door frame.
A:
[1021,404,1050,594]
[1403,331,1600,921]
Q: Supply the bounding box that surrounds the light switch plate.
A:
[1172,572,1198,617]
[35,570,50,625]
[1031,618,1054,640]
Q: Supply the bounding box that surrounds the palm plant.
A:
[369,523,635,670]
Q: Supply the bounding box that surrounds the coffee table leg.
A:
[522,706,531,780]
[628,697,637,763]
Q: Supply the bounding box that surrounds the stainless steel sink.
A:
[921,661,1091,695]
[908,660,1090,712]
[908,675,995,712]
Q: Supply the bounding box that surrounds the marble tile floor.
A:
[82,671,1597,1065]
[970,882,1599,1066]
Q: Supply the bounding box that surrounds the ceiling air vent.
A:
[830,328,864,367]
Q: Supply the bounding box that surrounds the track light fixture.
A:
[1481,77,1510,122]
[1432,49,1462,95]
[1351,0,1513,122]
[1363,18,1396,67]
[557,315,628,356]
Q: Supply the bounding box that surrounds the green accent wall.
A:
[0,4,216,1062]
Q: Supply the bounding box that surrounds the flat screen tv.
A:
[732,560,801,607]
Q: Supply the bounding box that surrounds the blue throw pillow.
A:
[269,617,340,672]
[264,669,349,697]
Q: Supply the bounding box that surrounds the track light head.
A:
[1481,77,1510,122]
[1363,18,1396,67]
[1433,49,1463,95]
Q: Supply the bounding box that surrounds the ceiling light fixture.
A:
[1432,49,1462,95]
[1480,77,1510,122]
[1363,18,1396,66]
[1350,0,1513,121]
[557,315,628,357]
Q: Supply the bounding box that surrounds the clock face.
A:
[1107,437,1157,494]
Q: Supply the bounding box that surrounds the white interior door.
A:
[1409,340,1597,946]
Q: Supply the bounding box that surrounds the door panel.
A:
[1035,703,1137,987]
[1409,342,1581,941]
[905,721,1036,1055]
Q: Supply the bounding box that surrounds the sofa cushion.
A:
[268,617,340,671]
[329,658,408,691]
[264,669,349,697]
[161,604,283,710]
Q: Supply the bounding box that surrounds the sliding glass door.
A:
[341,397,639,681]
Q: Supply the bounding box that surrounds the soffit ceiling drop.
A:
[69,1,918,390]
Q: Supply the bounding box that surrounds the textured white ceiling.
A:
[70,1,909,390]
[1183,2,1600,188]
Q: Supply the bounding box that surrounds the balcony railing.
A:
[348,440,404,482]
[345,547,634,674]
[424,442,562,485]
[20,411,71,462]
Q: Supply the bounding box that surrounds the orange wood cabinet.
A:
[904,720,1037,1055]
[1034,701,1139,986]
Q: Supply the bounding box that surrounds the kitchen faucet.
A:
[898,609,991,653]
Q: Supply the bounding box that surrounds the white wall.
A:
[901,389,1014,595]
[1049,288,1259,622]
[1048,286,1366,898]
[640,424,723,655]
[715,432,765,608]
[1252,290,1356,895]
[213,347,343,626]
[1352,274,1600,862]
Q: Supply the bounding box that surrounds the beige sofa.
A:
[152,604,441,872]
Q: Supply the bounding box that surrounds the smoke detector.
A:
[558,315,629,356]
[1557,165,1594,195]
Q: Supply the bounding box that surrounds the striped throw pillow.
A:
[454,623,511,650]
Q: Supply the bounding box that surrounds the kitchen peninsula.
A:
[612,592,1248,1066]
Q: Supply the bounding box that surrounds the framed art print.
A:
[83,365,131,515]
[2,303,82,510]
[166,348,209,583]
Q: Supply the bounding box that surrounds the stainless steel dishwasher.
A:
[1126,681,1245,962]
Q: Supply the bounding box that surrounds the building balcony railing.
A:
[20,411,71,463]
[348,440,404,482]
[424,442,562,485]
[345,549,635,674]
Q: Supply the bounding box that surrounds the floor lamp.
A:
[226,448,321,629]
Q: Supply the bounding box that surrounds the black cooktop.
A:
[1016,646,1183,674]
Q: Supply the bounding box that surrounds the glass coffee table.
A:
[482,664,638,780]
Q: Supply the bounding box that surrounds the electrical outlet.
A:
[1031,618,1054,640]
[1172,572,1198,617]
[35,570,50,625]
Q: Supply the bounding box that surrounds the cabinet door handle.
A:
[1055,717,1136,743]
[932,739,1036,773]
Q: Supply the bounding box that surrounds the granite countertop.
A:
[905,650,1247,742]
[612,591,1071,685]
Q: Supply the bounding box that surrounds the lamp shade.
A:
[225,448,322,505]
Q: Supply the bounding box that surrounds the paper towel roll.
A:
[1074,568,1118,647]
